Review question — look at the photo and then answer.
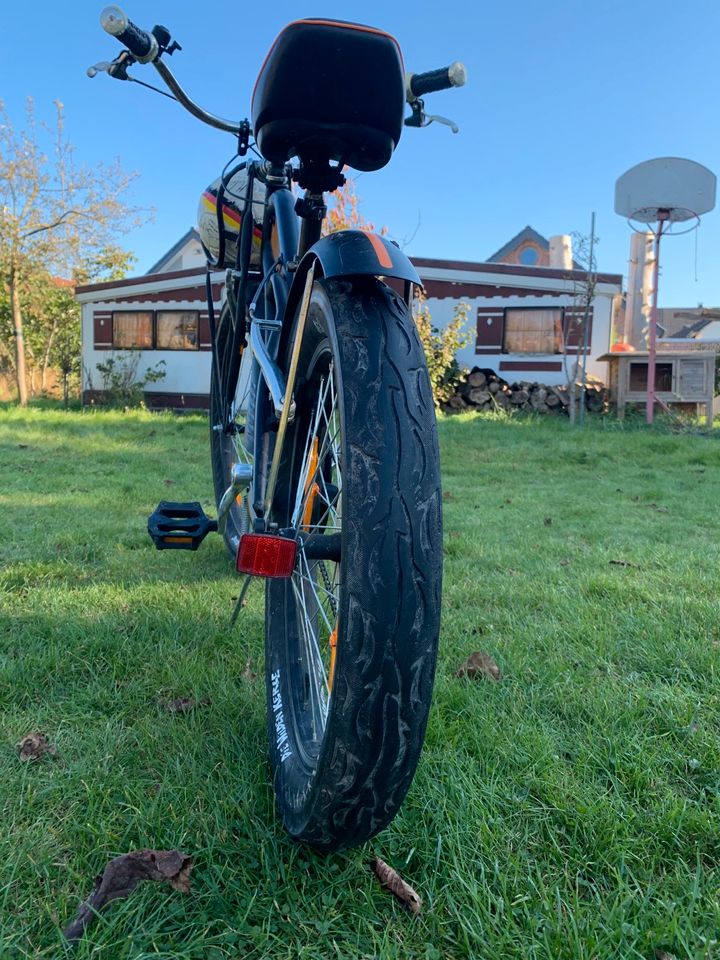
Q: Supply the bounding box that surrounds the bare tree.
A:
[323,176,388,236]
[562,215,598,425]
[0,98,142,405]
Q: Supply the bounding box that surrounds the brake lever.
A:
[404,98,460,134]
[86,60,112,78]
[424,113,460,134]
[86,51,135,80]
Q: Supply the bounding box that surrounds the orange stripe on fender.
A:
[366,233,393,270]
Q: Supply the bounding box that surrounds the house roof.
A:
[487,226,550,262]
[145,227,202,275]
[411,255,622,287]
[671,311,720,339]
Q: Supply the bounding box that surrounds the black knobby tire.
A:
[209,303,255,555]
[265,277,442,850]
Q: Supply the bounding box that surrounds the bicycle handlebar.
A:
[94,8,464,137]
[406,62,467,99]
[100,5,158,63]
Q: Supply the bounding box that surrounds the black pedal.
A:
[148,501,218,551]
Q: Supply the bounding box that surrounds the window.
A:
[504,308,562,354]
[156,311,199,350]
[629,361,673,392]
[113,311,153,349]
[110,310,200,350]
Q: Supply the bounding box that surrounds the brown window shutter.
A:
[564,307,593,353]
[475,307,504,354]
[93,312,113,349]
[198,313,212,351]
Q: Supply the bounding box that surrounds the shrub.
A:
[414,293,470,406]
[94,353,166,408]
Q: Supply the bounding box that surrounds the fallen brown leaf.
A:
[636,501,669,513]
[455,651,502,682]
[442,491,453,502]
[654,950,677,960]
[242,661,257,681]
[370,857,422,915]
[158,696,210,714]
[17,732,57,762]
[559,558,571,566]
[63,848,192,943]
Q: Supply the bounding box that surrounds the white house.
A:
[76,229,220,409]
[77,226,623,407]
[418,256,623,386]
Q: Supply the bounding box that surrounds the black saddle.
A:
[252,19,405,173]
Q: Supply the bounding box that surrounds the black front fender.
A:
[282,230,420,336]
[304,230,420,285]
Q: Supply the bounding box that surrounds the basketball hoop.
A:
[627,209,700,237]
[614,157,716,424]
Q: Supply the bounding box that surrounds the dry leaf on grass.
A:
[17,732,57,762]
[456,651,502,682]
[242,661,257,681]
[654,950,677,960]
[370,857,422,915]
[63,848,192,942]
[158,696,210,714]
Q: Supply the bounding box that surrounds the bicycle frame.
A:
[211,157,420,546]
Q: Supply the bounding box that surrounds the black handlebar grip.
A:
[407,62,467,98]
[100,6,158,63]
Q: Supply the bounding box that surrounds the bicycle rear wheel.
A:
[266,277,442,850]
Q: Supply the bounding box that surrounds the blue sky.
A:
[1,0,718,307]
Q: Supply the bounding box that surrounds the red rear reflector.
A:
[236,534,297,578]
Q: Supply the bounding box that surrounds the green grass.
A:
[1,404,719,959]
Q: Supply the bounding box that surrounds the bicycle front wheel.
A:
[266,276,442,850]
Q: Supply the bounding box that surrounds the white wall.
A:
[423,291,615,386]
[82,301,211,395]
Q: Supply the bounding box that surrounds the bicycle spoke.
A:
[288,357,341,743]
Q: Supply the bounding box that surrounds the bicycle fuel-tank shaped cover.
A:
[252,19,405,172]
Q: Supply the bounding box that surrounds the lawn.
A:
[1,404,719,959]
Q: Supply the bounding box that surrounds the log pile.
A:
[443,367,607,415]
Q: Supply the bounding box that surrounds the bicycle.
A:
[90,6,466,850]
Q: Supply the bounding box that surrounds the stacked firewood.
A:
[443,367,607,415]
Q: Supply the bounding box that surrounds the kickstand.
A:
[230,574,255,626]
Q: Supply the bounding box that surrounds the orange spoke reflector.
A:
[236,533,297,578]
[328,624,338,692]
[302,437,320,530]
[302,483,319,529]
[231,464,243,505]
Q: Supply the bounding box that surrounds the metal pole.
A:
[262,261,316,518]
[578,211,596,427]
[646,215,666,425]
